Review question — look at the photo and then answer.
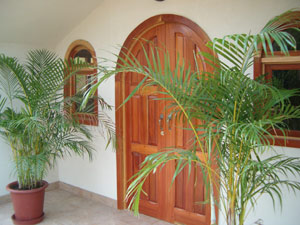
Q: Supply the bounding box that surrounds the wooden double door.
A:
[116,15,214,225]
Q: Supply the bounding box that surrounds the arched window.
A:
[64,40,98,126]
[254,17,300,148]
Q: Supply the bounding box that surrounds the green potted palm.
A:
[0,49,114,225]
[86,10,300,225]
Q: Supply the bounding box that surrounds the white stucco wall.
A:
[54,0,300,224]
[245,146,300,225]
[0,43,59,196]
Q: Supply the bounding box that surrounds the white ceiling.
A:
[0,0,103,48]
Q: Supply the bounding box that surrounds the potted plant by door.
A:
[85,10,300,225]
[122,11,300,225]
[0,49,114,225]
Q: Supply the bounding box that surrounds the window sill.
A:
[267,136,300,148]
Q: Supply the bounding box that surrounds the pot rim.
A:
[6,180,48,194]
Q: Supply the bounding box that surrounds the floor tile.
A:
[0,189,171,225]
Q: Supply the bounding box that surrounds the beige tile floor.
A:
[0,189,171,225]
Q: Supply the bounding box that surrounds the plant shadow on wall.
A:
[0,49,115,224]
[84,10,300,225]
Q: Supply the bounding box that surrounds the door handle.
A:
[167,114,172,130]
[159,114,164,131]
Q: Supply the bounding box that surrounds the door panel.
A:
[165,23,211,225]
[122,16,213,225]
[125,25,165,218]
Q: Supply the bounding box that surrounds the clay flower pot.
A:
[6,181,48,225]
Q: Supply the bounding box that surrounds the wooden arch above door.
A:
[115,14,215,225]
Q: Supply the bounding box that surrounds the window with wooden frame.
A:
[254,26,300,148]
[64,40,98,126]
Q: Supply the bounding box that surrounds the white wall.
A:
[0,43,59,196]
[54,0,300,224]
[0,43,44,62]
[246,146,300,225]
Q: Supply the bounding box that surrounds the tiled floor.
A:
[0,189,171,225]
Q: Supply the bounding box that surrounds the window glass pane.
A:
[74,74,94,113]
[272,28,300,51]
[75,74,87,92]
[74,49,93,63]
[272,69,300,131]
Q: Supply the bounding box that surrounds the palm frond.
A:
[202,9,300,74]
[0,95,6,112]
[0,54,28,107]
[0,49,117,189]
[82,9,300,225]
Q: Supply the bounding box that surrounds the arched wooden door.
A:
[116,15,216,225]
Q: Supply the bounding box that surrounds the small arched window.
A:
[254,15,300,148]
[64,40,98,126]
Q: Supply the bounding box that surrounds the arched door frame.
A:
[115,14,212,210]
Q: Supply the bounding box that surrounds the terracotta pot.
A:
[6,181,48,225]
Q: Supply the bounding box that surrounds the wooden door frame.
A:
[115,14,212,210]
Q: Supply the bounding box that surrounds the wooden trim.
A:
[261,55,300,64]
[267,128,300,148]
[115,14,213,214]
[174,207,206,225]
[115,73,126,209]
[65,39,97,61]
[265,63,300,148]
[269,128,300,137]
[253,55,262,80]
[253,12,300,148]
[64,39,99,126]
[267,136,300,149]
[254,48,300,148]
